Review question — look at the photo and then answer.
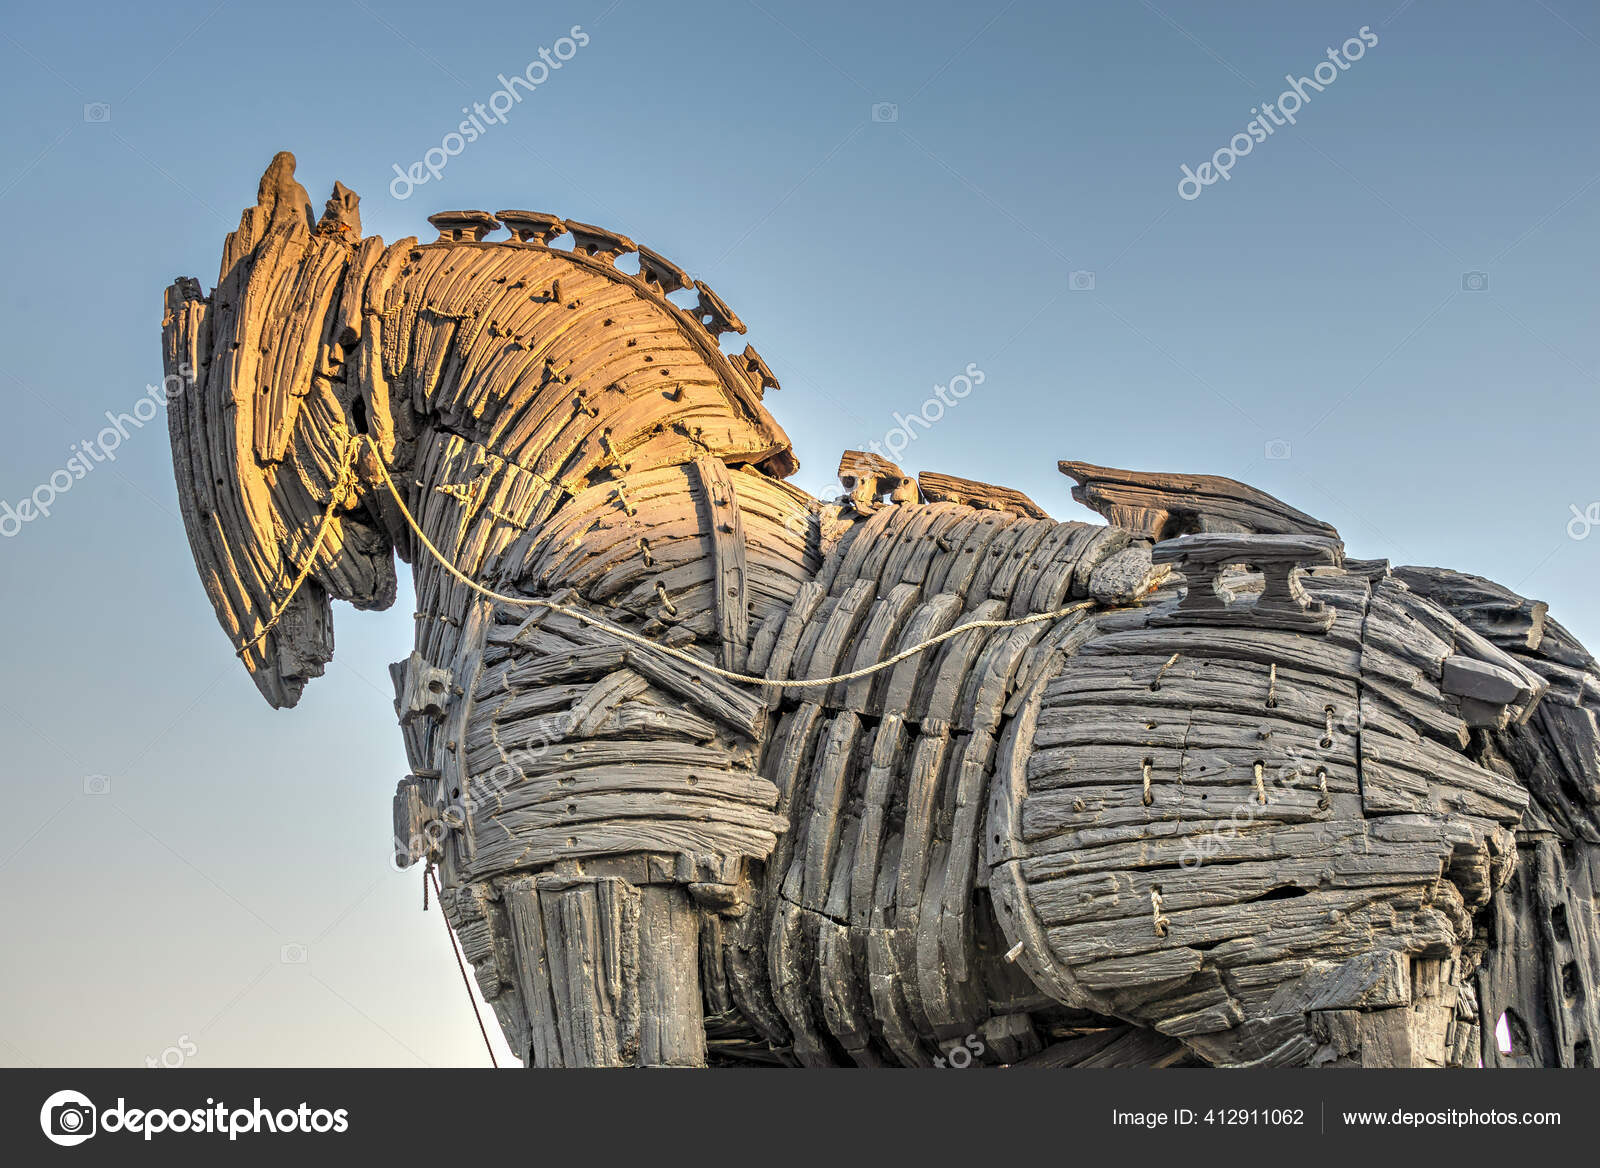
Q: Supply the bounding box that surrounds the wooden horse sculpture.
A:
[163,153,1600,1067]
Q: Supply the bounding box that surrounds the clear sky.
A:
[2,0,1597,1066]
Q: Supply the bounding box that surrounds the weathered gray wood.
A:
[1061,460,1339,540]
[636,884,708,1067]
[392,775,437,868]
[1154,533,1343,631]
[1393,564,1549,650]
[917,470,1050,518]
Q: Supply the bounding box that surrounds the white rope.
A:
[246,434,1096,690]
[236,437,362,659]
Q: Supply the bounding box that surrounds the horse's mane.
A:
[369,211,797,493]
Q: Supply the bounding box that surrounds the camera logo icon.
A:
[83,774,111,796]
[870,102,898,123]
[281,943,308,964]
[1461,270,1489,292]
[40,1090,97,1146]
[1265,439,1292,460]
[1068,270,1096,291]
[82,103,111,123]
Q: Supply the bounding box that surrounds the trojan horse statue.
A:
[162,153,1600,1067]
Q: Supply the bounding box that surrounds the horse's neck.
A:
[377,235,794,492]
[398,415,827,672]
[364,227,799,600]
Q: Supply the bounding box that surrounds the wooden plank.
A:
[917,470,1051,518]
[1059,460,1339,539]
[691,456,751,671]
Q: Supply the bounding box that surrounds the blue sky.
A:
[1,0,1597,1065]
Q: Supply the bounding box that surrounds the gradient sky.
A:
[2,0,1597,1067]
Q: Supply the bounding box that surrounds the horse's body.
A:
[163,155,1600,1067]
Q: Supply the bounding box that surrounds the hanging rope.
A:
[241,433,1098,690]
[430,868,499,1068]
[235,437,363,659]
[1150,888,1169,937]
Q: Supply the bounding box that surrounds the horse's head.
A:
[167,152,804,708]
[164,153,399,707]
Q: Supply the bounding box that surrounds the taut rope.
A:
[244,433,1095,689]
[429,867,498,1067]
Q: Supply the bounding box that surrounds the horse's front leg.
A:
[502,863,707,1068]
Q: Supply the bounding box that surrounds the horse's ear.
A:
[165,153,396,708]
[254,150,315,233]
